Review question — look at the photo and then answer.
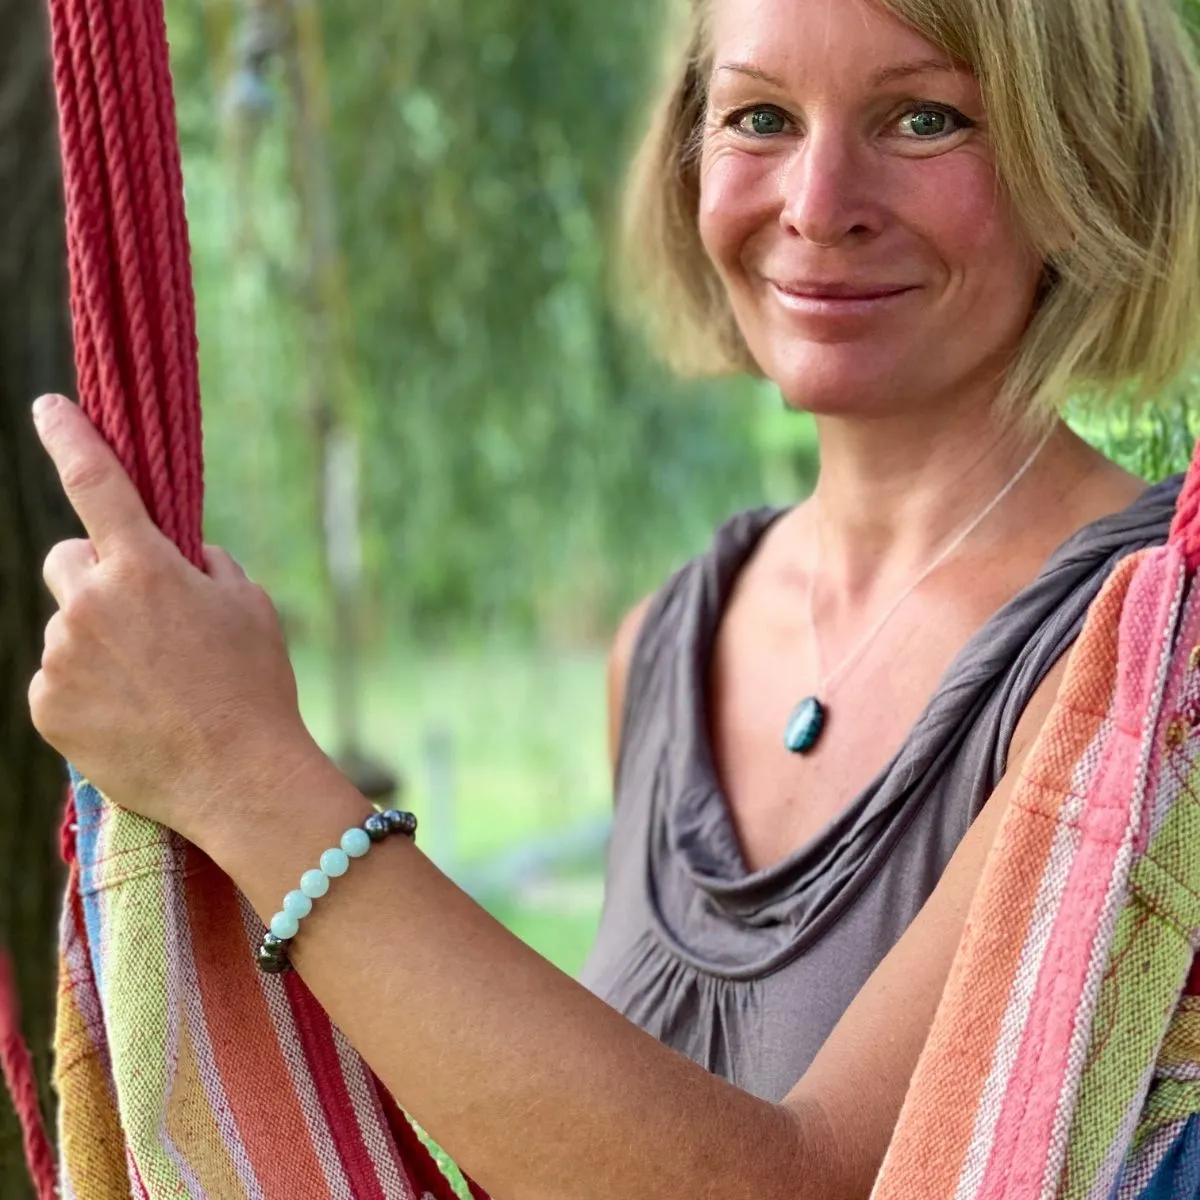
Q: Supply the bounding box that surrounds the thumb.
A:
[33,395,156,560]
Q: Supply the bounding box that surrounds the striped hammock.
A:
[874,455,1200,1198]
[5,0,1199,1193]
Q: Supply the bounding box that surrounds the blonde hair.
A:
[622,0,1200,416]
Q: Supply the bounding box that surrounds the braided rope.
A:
[49,0,204,563]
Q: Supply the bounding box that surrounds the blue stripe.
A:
[69,766,109,996]
[1132,1115,1200,1199]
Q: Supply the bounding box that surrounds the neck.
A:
[804,399,1076,604]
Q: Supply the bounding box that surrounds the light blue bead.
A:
[283,890,313,920]
[270,911,299,940]
[341,827,371,858]
[300,869,330,899]
[320,847,350,877]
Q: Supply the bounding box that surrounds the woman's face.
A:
[698,0,1045,418]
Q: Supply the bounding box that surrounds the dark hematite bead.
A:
[262,932,289,954]
[363,811,390,842]
[383,808,418,838]
[257,944,292,973]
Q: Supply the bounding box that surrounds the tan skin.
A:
[30,0,1148,1197]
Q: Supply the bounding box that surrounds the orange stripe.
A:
[876,563,1130,1196]
[183,848,332,1192]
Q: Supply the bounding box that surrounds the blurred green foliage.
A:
[169,0,789,646]
[164,0,1196,650]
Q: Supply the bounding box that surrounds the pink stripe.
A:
[977,552,1179,1195]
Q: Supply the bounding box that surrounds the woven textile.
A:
[873,445,1200,1199]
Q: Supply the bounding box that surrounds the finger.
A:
[42,539,98,606]
[32,395,155,559]
[202,545,249,583]
[41,610,69,668]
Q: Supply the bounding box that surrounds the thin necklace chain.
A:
[807,427,1055,699]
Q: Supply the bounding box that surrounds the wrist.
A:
[186,731,367,886]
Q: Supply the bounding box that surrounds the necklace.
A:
[783,428,1055,754]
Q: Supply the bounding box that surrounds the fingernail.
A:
[32,394,64,426]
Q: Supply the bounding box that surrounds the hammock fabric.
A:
[873,464,1200,1198]
[2,0,1199,1194]
[20,0,486,1195]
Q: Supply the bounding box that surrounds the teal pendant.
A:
[784,696,825,754]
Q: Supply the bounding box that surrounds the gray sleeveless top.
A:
[579,477,1182,1102]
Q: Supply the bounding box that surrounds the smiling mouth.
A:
[768,281,917,303]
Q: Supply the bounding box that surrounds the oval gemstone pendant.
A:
[784,696,825,754]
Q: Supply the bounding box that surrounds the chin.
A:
[760,346,922,418]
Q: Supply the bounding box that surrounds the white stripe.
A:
[333,1026,415,1199]
[1143,564,1192,843]
[1038,836,1136,1198]
[154,853,207,1198]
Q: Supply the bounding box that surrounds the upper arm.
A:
[607,596,653,785]
[782,651,1073,1198]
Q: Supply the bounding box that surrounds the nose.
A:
[778,126,882,247]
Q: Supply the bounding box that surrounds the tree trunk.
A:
[0,0,78,1192]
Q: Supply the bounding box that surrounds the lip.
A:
[768,280,918,305]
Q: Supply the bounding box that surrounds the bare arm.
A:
[199,655,1068,1200]
[606,596,652,780]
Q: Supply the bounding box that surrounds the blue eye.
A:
[733,107,788,137]
[900,107,968,139]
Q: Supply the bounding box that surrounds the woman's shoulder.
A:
[605,505,786,773]
[611,505,786,664]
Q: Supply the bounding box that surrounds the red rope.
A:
[48,0,205,564]
[33,0,474,1195]
[0,954,57,1200]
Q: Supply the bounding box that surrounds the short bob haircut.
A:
[622,0,1200,417]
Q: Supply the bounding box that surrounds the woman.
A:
[28,0,1200,1196]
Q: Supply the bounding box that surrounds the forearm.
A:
[199,745,821,1200]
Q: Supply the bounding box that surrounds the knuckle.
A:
[59,578,95,623]
[42,538,71,576]
[248,583,281,623]
[60,453,110,499]
[41,613,67,668]
[110,544,168,592]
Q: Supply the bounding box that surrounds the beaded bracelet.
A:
[256,807,418,974]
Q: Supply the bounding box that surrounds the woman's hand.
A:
[27,394,316,842]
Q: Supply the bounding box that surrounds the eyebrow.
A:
[715,57,962,90]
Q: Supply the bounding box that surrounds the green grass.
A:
[291,641,610,973]
[292,643,612,862]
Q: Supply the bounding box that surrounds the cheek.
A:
[698,148,778,278]
[902,154,1040,292]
